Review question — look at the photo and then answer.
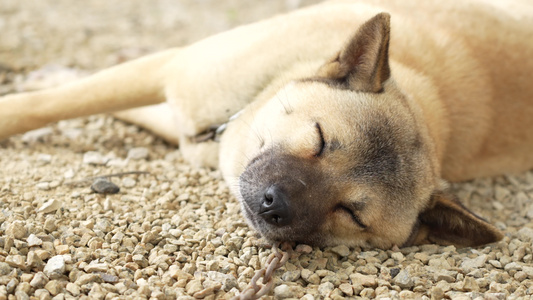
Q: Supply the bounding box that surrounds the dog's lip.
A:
[239,195,261,228]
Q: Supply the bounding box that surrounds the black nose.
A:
[258,185,292,226]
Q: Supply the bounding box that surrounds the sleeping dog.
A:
[1,0,532,248]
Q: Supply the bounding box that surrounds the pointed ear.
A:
[409,192,504,247]
[317,12,391,92]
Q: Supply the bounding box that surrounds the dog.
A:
[1,0,532,249]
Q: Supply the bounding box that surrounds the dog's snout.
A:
[258,185,292,226]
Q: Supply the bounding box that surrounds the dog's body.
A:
[1,0,532,248]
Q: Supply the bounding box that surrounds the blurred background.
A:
[0,0,322,71]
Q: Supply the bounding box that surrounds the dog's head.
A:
[222,13,503,249]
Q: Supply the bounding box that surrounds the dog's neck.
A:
[391,61,449,177]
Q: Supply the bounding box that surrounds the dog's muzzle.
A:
[238,149,331,244]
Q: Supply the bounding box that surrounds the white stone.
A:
[38,199,62,214]
[27,234,43,247]
[83,151,108,165]
[43,256,66,279]
[21,127,53,142]
[127,147,149,160]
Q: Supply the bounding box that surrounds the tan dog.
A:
[1,0,532,249]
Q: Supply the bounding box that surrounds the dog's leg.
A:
[112,103,180,145]
[114,103,221,167]
[0,49,178,139]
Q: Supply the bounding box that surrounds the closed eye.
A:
[335,204,367,229]
[314,122,326,157]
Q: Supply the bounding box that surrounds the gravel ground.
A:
[1,0,533,299]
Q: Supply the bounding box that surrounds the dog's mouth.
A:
[240,197,325,245]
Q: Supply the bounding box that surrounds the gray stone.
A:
[0,262,12,275]
[91,178,120,194]
[393,269,414,289]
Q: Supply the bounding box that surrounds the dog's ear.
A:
[407,192,504,247]
[317,13,391,92]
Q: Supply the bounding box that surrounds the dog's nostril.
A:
[264,189,274,205]
[270,215,281,224]
[258,185,292,226]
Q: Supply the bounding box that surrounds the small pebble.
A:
[43,218,57,232]
[66,282,80,296]
[5,255,26,269]
[295,244,313,254]
[318,282,334,296]
[6,220,27,239]
[43,256,66,279]
[185,279,203,295]
[122,177,137,188]
[339,283,354,296]
[38,199,62,214]
[37,154,52,164]
[83,151,108,165]
[44,280,63,296]
[393,269,414,289]
[127,147,149,160]
[0,262,12,275]
[274,284,296,299]
[75,274,102,285]
[21,127,53,142]
[91,178,120,194]
[460,255,488,273]
[27,234,43,247]
[350,273,377,287]
[30,272,49,289]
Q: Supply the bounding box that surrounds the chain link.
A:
[231,242,292,300]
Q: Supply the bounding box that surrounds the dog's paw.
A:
[180,140,219,169]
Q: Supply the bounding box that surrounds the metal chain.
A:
[231,242,292,300]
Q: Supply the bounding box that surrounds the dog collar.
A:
[192,109,243,143]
